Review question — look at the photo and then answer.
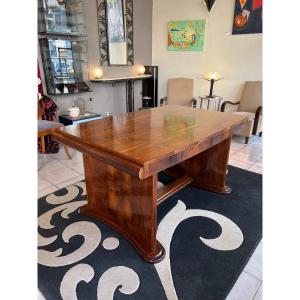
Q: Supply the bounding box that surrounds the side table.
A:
[192,96,223,111]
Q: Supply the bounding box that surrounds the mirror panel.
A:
[106,0,127,65]
[97,0,134,66]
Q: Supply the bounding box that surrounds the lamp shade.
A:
[94,67,103,79]
[137,65,146,75]
[203,72,223,81]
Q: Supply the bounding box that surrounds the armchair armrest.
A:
[220,101,240,112]
[160,97,168,106]
[252,106,262,135]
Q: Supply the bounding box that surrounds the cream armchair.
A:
[221,81,262,144]
[160,78,196,106]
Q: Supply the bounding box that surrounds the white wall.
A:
[152,0,262,103]
[38,0,153,117]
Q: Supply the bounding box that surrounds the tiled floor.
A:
[38,134,262,300]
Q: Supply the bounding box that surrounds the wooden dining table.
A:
[54,105,248,263]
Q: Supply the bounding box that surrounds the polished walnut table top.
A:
[54,105,248,179]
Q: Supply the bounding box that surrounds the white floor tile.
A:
[255,159,262,167]
[38,159,66,174]
[248,165,263,174]
[38,176,53,191]
[231,150,262,165]
[59,152,83,164]
[51,147,79,160]
[230,142,247,152]
[244,242,262,280]
[228,159,252,170]
[60,160,84,174]
[38,185,58,198]
[253,283,262,300]
[226,272,261,300]
[39,166,80,186]
[55,175,85,189]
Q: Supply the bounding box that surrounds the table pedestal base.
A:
[81,155,165,263]
[165,137,232,195]
[80,137,231,262]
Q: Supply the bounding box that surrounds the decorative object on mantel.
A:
[167,20,206,51]
[97,0,134,66]
[137,65,146,75]
[204,0,216,12]
[203,72,223,97]
[232,0,262,35]
[94,67,104,79]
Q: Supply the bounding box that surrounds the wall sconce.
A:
[137,65,146,75]
[94,67,104,79]
[203,72,223,97]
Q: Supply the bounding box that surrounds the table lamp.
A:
[94,67,103,79]
[137,65,146,75]
[203,72,223,98]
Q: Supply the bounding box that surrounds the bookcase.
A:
[38,0,90,96]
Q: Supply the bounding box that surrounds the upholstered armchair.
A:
[160,78,196,106]
[221,81,262,144]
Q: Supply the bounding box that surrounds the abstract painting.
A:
[167,20,206,51]
[232,0,263,34]
[106,0,125,43]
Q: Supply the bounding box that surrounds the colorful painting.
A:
[106,0,125,43]
[167,20,206,51]
[232,0,262,34]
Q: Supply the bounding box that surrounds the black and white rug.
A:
[38,166,262,300]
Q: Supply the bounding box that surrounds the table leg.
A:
[166,137,232,194]
[81,155,165,263]
[217,97,223,111]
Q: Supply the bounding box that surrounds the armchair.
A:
[221,81,262,144]
[160,78,196,106]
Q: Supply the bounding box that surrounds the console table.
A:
[54,106,248,263]
[91,75,152,113]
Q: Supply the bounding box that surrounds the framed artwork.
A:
[232,0,262,34]
[106,0,125,43]
[167,20,206,51]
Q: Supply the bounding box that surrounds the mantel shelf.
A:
[90,74,152,83]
